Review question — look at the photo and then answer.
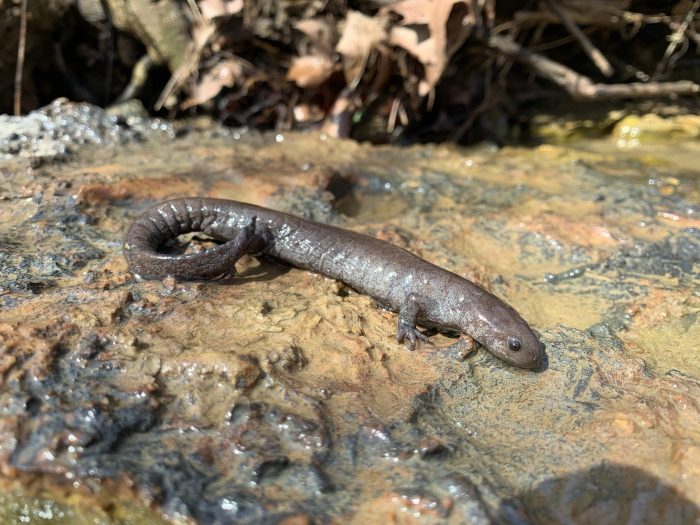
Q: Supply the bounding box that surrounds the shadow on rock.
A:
[510,462,699,525]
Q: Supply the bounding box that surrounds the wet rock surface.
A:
[1,102,699,524]
[0,99,174,162]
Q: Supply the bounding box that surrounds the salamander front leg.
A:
[445,334,477,361]
[396,293,431,350]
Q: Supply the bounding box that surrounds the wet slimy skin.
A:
[123,198,543,369]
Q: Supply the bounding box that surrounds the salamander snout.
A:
[496,329,543,369]
[474,303,544,368]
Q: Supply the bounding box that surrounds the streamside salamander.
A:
[123,198,543,368]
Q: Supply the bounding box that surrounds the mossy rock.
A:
[612,114,700,147]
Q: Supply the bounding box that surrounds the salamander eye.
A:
[507,336,522,352]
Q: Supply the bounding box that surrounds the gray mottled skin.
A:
[123,198,543,369]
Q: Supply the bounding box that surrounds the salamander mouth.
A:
[501,342,543,369]
[521,353,542,369]
[522,342,545,369]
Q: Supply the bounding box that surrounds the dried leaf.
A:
[294,18,337,55]
[385,0,473,95]
[293,103,325,123]
[182,59,242,109]
[198,0,243,20]
[335,10,388,59]
[287,55,336,88]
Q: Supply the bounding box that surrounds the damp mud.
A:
[1,101,699,524]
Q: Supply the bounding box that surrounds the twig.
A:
[653,0,698,80]
[501,8,672,33]
[546,0,613,77]
[452,60,496,142]
[484,0,495,29]
[115,55,154,103]
[14,0,29,115]
[487,34,700,100]
[185,0,206,26]
[529,32,578,53]
[100,0,114,105]
[155,21,216,110]
[687,26,700,47]
[607,55,650,82]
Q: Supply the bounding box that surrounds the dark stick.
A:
[14,0,29,115]
[487,34,700,100]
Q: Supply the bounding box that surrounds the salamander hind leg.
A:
[396,293,431,350]
[201,218,262,279]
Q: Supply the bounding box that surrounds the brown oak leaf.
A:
[384,0,474,95]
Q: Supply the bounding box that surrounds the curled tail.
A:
[123,199,257,280]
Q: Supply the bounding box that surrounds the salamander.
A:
[123,198,543,369]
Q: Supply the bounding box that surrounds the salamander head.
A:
[470,303,543,369]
